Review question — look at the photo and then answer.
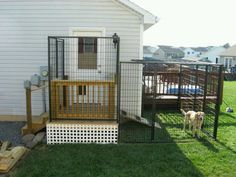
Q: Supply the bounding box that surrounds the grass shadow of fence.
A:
[119,109,204,177]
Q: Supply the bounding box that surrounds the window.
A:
[84,38,95,53]
[78,86,86,95]
[78,37,97,69]
[79,37,97,53]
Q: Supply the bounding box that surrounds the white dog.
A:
[180,109,205,137]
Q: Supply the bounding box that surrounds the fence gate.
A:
[48,35,120,121]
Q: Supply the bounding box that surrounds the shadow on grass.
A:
[196,137,219,153]
[215,111,236,153]
[119,109,193,143]
[118,110,204,177]
[216,139,236,154]
[219,112,236,120]
[12,142,204,177]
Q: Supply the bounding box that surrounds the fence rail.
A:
[51,80,115,120]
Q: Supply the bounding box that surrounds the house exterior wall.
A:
[201,47,226,63]
[183,48,198,57]
[0,0,143,119]
[219,56,236,71]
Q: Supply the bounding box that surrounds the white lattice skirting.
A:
[47,123,118,144]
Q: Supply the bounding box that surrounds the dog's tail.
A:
[180,109,186,116]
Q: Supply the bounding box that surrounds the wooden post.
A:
[26,88,32,133]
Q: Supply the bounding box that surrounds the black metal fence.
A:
[119,61,224,143]
[48,36,224,143]
[48,35,120,121]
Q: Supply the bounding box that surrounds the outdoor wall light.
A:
[113,33,119,49]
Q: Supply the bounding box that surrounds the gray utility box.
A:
[31,74,41,87]
[40,66,49,81]
[24,80,31,89]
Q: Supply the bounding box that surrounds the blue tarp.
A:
[167,86,203,95]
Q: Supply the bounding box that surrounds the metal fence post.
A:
[115,36,121,142]
[193,65,199,111]
[48,37,52,122]
[151,68,157,141]
[203,65,209,112]
[62,39,65,79]
[178,64,182,108]
[55,39,58,78]
[213,65,223,140]
[116,36,120,124]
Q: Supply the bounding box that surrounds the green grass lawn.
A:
[12,82,236,177]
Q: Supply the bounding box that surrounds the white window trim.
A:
[69,27,106,37]
[68,27,106,104]
[69,27,106,70]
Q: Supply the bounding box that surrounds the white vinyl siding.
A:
[0,0,142,118]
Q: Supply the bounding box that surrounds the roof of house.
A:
[182,47,195,51]
[158,45,185,56]
[143,46,153,55]
[220,44,236,57]
[116,0,159,30]
[191,47,209,53]
[223,43,230,49]
[144,46,157,54]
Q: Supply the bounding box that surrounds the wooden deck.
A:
[142,66,223,109]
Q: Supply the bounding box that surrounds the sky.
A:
[131,0,236,47]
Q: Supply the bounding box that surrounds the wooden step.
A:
[21,112,48,135]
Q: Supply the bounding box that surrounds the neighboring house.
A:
[201,44,229,63]
[143,46,157,59]
[191,47,209,57]
[143,46,153,58]
[153,45,185,60]
[182,47,198,58]
[219,44,236,71]
[182,47,209,58]
[0,0,158,120]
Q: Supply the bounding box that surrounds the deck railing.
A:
[143,70,220,97]
[143,72,180,96]
[51,80,115,120]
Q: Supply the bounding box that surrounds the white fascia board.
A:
[116,0,159,30]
